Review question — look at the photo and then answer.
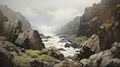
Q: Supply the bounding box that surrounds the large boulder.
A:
[0,47,14,67]
[80,42,120,67]
[73,34,100,61]
[0,48,14,67]
[3,20,23,42]
[29,60,54,67]
[15,30,45,50]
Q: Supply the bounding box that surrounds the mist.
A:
[0,0,100,34]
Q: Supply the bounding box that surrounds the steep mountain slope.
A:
[76,0,120,50]
[0,5,31,31]
[0,5,45,50]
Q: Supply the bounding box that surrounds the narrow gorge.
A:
[0,0,120,67]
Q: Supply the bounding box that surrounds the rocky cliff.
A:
[0,5,31,31]
[77,0,120,51]
[0,5,45,50]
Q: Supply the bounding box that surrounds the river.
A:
[41,34,79,57]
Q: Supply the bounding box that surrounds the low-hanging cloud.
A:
[0,0,101,34]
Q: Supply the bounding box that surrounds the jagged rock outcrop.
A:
[0,5,31,31]
[80,42,120,67]
[3,20,23,42]
[0,47,14,67]
[77,0,120,51]
[57,16,80,36]
[15,30,45,50]
[0,37,59,67]
[0,5,45,50]
[73,34,100,61]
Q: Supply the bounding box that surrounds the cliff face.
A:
[57,16,80,36]
[77,0,120,50]
[0,5,31,31]
[0,5,45,50]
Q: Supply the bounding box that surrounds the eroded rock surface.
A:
[15,30,45,50]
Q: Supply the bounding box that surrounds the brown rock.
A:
[73,34,100,61]
[80,42,120,67]
[54,59,83,67]
[15,30,45,50]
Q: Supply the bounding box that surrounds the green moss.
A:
[0,40,19,52]
[25,49,58,62]
[37,54,57,62]
[116,4,120,8]
[100,23,112,29]
[41,48,48,53]
[14,56,34,67]
[14,54,58,66]
[54,51,62,55]
[42,48,62,56]
[73,37,82,42]
[0,36,7,41]
[26,50,42,58]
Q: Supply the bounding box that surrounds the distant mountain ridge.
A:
[57,16,80,36]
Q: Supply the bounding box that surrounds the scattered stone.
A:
[54,59,83,67]
[57,48,66,51]
[29,60,54,67]
[64,43,71,48]
[80,42,120,67]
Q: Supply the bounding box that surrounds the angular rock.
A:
[57,48,66,51]
[0,5,31,31]
[6,20,23,42]
[64,43,71,48]
[0,47,14,67]
[29,60,54,67]
[80,42,120,67]
[73,34,100,61]
[15,30,45,50]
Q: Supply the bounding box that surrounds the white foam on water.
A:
[42,35,79,57]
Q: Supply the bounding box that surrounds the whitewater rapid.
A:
[42,34,79,57]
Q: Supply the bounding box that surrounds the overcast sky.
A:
[0,0,100,34]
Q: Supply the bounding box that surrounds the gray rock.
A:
[0,47,14,67]
[54,59,83,67]
[15,30,45,50]
[73,34,99,61]
[100,57,120,67]
[57,48,66,51]
[64,43,71,48]
[80,42,120,67]
[29,60,54,67]
[0,5,31,31]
